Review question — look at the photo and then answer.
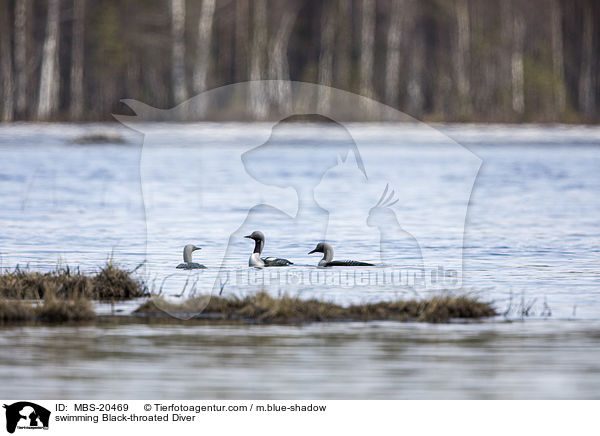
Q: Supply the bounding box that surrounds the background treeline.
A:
[0,0,598,123]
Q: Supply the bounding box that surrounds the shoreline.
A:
[0,264,496,325]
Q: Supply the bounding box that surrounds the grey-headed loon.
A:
[308,242,374,267]
[176,244,207,269]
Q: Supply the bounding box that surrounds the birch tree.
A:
[359,0,376,99]
[193,0,216,94]
[317,1,336,112]
[170,0,187,102]
[511,12,525,115]
[269,3,299,113]
[37,0,61,120]
[249,0,268,119]
[235,0,249,83]
[407,29,424,117]
[335,0,352,89]
[454,0,471,115]
[1,0,14,121]
[384,0,405,106]
[502,1,525,116]
[14,0,29,116]
[550,0,565,115]
[578,4,595,117]
[500,1,512,115]
[70,0,86,119]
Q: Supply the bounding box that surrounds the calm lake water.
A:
[1,122,599,399]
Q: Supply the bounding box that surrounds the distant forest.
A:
[0,0,599,123]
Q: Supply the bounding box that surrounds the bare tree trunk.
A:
[511,11,525,115]
[500,0,513,116]
[454,0,471,115]
[385,0,404,106]
[37,0,61,120]
[269,4,298,112]
[216,11,233,86]
[1,0,14,121]
[193,0,215,95]
[335,0,352,89]
[14,0,29,116]
[170,0,187,102]
[468,1,494,117]
[235,0,249,83]
[70,0,85,119]
[407,27,424,117]
[550,0,565,116]
[359,0,375,99]
[249,0,268,119]
[317,1,336,112]
[126,57,141,101]
[579,4,595,118]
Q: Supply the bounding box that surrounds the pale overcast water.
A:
[0,123,599,398]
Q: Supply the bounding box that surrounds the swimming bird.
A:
[308,242,374,267]
[176,244,206,269]
[244,231,293,267]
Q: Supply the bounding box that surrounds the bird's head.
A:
[308,242,325,254]
[244,231,265,241]
[183,244,201,262]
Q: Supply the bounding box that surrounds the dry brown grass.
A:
[91,262,145,300]
[0,262,495,324]
[36,294,96,322]
[0,293,95,324]
[0,298,32,322]
[136,292,497,323]
[0,262,145,301]
[0,261,141,324]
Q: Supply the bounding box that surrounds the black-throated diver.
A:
[244,231,293,267]
[176,244,206,269]
[308,242,374,267]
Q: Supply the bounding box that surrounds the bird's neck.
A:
[183,247,193,262]
[253,239,264,254]
[249,252,264,267]
[322,246,333,262]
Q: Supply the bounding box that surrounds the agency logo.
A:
[3,402,50,434]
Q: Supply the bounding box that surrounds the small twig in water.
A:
[503,289,513,318]
[130,261,146,274]
[219,279,229,296]
[540,296,552,317]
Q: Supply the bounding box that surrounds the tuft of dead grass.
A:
[91,262,145,300]
[36,294,96,322]
[0,294,96,324]
[0,262,145,301]
[0,298,32,322]
[71,133,127,144]
[136,292,497,323]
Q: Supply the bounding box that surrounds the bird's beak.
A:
[244,235,252,239]
[193,246,202,251]
[308,248,316,254]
